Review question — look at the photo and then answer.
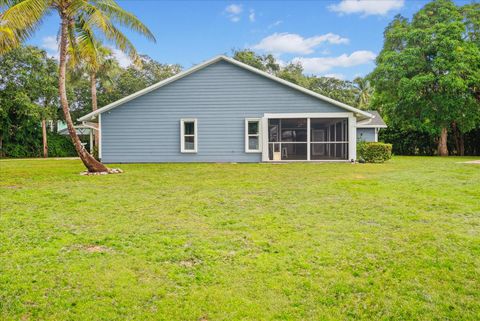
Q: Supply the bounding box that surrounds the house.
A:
[57,123,96,153]
[357,110,387,143]
[78,55,386,163]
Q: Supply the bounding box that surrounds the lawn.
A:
[0,157,479,320]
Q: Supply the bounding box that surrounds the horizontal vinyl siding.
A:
[357,128,376,142]
[102,60,349,163]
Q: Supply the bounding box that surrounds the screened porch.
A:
[265,117,350,161]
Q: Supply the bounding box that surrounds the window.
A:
[180,119,197,153]
[245,118,261,153]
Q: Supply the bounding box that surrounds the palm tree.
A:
[0,0,155,172]
[68,38,118,151]
[353,77,374,110]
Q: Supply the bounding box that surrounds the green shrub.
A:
[357,142,392,163]
[47,133,76,157]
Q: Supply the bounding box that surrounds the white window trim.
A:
[245,118,262,153]
[98,113,102,160]
[180,118,197,153]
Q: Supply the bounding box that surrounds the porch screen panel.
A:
[268,118,307,160]
[310,118,348,160]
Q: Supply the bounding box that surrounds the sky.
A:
[27,0,473,80]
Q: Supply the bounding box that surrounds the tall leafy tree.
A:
[233,49,360,107]
[461,2,480,103]
[0,46,57,157]
[233,49,280,75]
[0,0,155,172]
[99,55,181,106]
[308,76,359,107]
[370,0,480,156]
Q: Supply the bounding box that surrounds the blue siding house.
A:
[79,56,386,163]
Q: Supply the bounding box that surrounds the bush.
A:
[379,127,436,156]
[47,133,76,157]
[357,142,392,163]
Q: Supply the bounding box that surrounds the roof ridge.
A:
[78,55,373,122]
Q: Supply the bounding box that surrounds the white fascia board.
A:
[356,124,388,128]
[78,55,374,122]
[80,121,99,130]
[264,112,353,118]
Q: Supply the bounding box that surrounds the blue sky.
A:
[28,0,472,80]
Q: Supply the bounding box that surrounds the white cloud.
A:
[110,48,132,68]
[268,20,283,29]
[225,4,242,22]
[329,0,404,16]
[253,32,349,55]
[225,4,242,15]
[249,9,255,22]
[323,73,345,80]
[292,50,376,74]
[42,36,57,51]
[41,36,59,59]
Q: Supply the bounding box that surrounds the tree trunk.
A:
[90,72,99,149]
[59,13,107,172]
[42,118,48,158]
[437,127,448,156]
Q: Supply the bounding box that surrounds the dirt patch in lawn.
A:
[3,185,21,189]
[64,244,113,253]
[461,160,480,164]
[179,257,202,268]
[84,245,111,253]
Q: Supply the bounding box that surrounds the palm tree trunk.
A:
[437,127,448,156]
[90,72,99,149]
[59,13,107,172]
[42,118,48,158]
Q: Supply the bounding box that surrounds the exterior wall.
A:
[357,128,377,142]
[101,60,353,163]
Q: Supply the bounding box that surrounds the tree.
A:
[276,62,312,87]
[353,77,373,110]
[370,0,480,156]
[0,46,58,157]
[308,76,358,107]
[1,0,155,172]
[461,3,480,103]
[232,49,360,107]
[99,55,181,106]
[233,49,280,75]
[68,40,117,149]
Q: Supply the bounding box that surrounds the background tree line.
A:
[1,0,478,159]
[0,46,180,157]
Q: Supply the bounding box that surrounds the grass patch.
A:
[1,157,479,320]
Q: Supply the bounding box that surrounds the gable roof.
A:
[78,55,374,122]
[356,110,387,128]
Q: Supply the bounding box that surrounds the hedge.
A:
[357,142,392,163]
[47,133,76,157]
[0,132,76,158]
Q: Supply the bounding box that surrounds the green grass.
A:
[1,157,479,320]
